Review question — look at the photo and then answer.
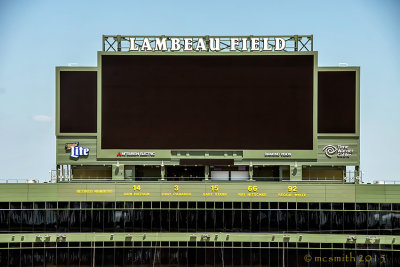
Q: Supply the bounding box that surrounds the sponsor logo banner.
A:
[264,152,292,158]
[323,145,354,158]
[65,143,90,159]
[117,151,155,157]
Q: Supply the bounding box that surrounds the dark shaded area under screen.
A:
[101,55,314,149]
[60,71,97,133]
[318,71,356,133]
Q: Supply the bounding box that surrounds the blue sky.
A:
[0,0,399,182]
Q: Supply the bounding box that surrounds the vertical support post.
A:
[249,162,254,181]
[355,166,360,184]
[161,161,165,181]
[117,35,121,52]
[310,35,313,51]
[205,165,209,181]
[290,162,302,181]
[56,165,60,182]
[112,162,124,180]
[342,168,346,184]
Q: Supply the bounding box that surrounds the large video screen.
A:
[318,71,356,133]
[101,54,314,150]
[60,71,97,133]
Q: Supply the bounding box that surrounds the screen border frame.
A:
[317,66,360,138]
[56,67,99,137]
[96,51,318,160]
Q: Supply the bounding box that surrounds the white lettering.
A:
[141,38,152,51]
[264,152,292,158]
[195,38,207,51]
[120,152,156,157]
[209,38,220,51]
[170,38,181,51]
[184,38,193,51]
[155,38,167,51]
[70,147,78,158]
[263,38,272,51]
[129,38,139,51]
[275,38,286,51]
[128,36,290,53]
[241,38,248,51]
[250,38,260,51]
[70,146,90,159]
[230,38,240,51]
[323,144,354,158]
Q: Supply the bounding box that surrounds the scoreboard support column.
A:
[161,162,165,181]
[112,163,124,180]
[249,162,254,181]
[290,163,302,181]
[204,165,209,181]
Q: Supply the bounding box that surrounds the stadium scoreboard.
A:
[55,35,360,180]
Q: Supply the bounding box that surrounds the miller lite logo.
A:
[65,142,79,150]
[65,143,90,159]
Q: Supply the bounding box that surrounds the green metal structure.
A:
[1,35,397,266]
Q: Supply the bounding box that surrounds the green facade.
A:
[2,35,390,266]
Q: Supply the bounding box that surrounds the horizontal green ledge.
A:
[0,233,399,245]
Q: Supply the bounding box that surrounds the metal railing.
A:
[1,174,399,184]
[0,177,361,184]
[0,178,58,184]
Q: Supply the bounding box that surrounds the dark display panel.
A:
[101,55,314,149]
[60,71,97,133]
[318,71,356,133]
